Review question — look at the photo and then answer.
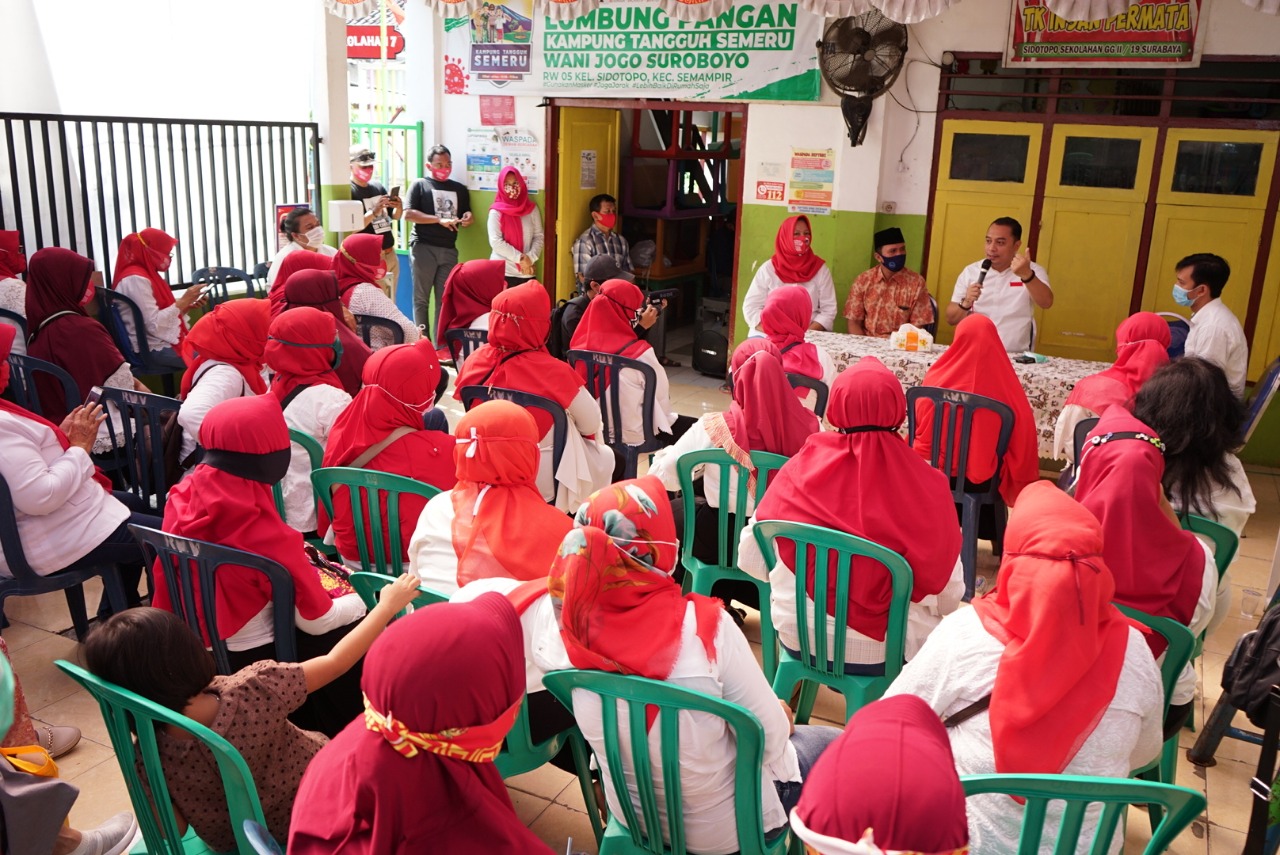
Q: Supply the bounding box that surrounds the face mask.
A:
[881,253,906,273]
[1172,283,1197,308]
[81,279,97,306]
[353,165,375,183]
[596,213,617,231]
[793,236,811,254]
[157,255,173,272]
[302,226,325,247]
[503,183,521,199]
[429,166,451,181]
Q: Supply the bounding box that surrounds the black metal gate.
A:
[0,112,320,283]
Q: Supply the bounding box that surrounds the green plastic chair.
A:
[1115,603,1196,830]
[676,449,788,680]
[348,571,449,617]
[311,466,441,574]
[542,669,791,855]
[960,773,1206,855]
[56,660,269,855]
[271,429,331,553]
[1181,514,1237,656]
[0,654,13,741]
[751,520,912,724]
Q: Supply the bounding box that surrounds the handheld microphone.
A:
[977,258,992,285]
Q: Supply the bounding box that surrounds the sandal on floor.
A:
[659,357,681,367]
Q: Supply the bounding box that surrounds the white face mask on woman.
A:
[302,226,325,248]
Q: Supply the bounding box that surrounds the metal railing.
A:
[350,121,423,253]
[0,112,320,283]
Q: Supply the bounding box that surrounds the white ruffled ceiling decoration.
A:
[1040,0,1143,21]
[871,0,963,23]
[325,0,383,19]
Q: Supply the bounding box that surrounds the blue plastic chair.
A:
[459,385,568,490]
[252,262,271,287]
[784,372,829,419]
[445,328,489,370]
[355,314,406,349]
[1157,311,1190,360]
[906,385,1014,600]
[129,524,298,675]
[1057,415,1100,491]
[191,266,260,306]
[566,348,662,480]
[95,286,179,395]
[924,294,939,337]
[5,352,79,418]
[0,307,27,346]
[0,472,129,641]
[1243,355,1280,446]
[98,386,182,514]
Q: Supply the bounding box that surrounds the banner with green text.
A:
[442,0,820,101]
[1005,0,1206,68]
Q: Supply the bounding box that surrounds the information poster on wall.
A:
[787,148,833,216]
[442,0,820,101]
[1005,0,1206,68]
[464,128,543,192]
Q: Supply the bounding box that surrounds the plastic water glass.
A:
[1241,588,1264,618]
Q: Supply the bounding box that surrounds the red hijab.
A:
[970,481,1133,776]
[913,314,1039,506]
[265,307,345,406]
[434,259,506,348]
[334,234,387,305]
[25,248,127,422]
[568,279,651,364]
[288,595,549,855]
[156,395,337,640]
[760,284,823,389]
[451,401,574,586]
[705,339,818,494]
[453,280,584,437]
[0,231,25,280]
[1074,407,1205,640]
[550,476,721,687]
[269,251,333,319]
[756,358,961,639]
[770,215,824,284]
[1065,312,1171,414]
[791,694,969,855]
[0,324,111,492]
[112,229,180,333]
[179,299,270,398]
[490,166,536,253]
[281,268,369,396]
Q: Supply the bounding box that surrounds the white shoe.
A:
[71,812,139,855]
[36,724,82,758]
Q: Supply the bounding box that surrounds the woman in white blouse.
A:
[487,166,544,288]
[0,230,26,356]
[111,228,208,370]
[266,206,339,288]
[334,233,419,350]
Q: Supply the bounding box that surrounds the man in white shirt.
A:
[947,217,1053,353]
[1176,252,1248,399]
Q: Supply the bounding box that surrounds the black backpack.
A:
[547,298,571,360]
[1223,601,1280,727]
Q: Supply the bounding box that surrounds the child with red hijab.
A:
[112,228,208,370]
[280,268,370,396]
[487,166,544,287]
[759,284,838,412]
[334,233,418,349]
[1053,311,1170,467]
[884,482,1162,852]
[321,340,458,567]
[741,215,837,335]
[433,258,506,352]
[0,230,27,356]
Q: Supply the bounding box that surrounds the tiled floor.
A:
[5,347,1275,853]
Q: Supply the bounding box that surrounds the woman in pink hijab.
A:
[487,166,543,288]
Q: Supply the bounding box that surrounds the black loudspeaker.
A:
[693,298,730,378]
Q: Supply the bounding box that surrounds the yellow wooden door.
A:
[1251,216,1280,379]
[927,120,1041,344]
[1035,125,1158,362]
[554,107,621,301]
[1142,128,1279,382]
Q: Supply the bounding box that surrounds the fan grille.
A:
[818,12,908,97]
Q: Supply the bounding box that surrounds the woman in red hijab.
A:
[759,284,837,410]
[0,231,27,356]
[407,401,573,596]
[549,476,839,852]
[289,594,551,854]
[1074,406,1216,732]
[487,166,544,288]
[913,313,1039,507]
[884,482,1163,852]
[1053,311,1170,467]
[265,308,352,534]
[454,280,611,506]
[790,694,969,855]
[25,248,145,425]
[159,394,370,736]
[176,299,271,466]
[434,258,506,351]
[741,215,837,335]
[268,250,332,318]
[334,233,418,350]
[112,228,207,370]
[321,340,458,566]
[741,357,964,668]
[280,268,370,396]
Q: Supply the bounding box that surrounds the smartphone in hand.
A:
[390,185,401,200]
[85,385,105,407]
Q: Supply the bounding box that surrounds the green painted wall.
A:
[731,203,927,345]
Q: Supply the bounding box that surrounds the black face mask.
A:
[202,447,292,485]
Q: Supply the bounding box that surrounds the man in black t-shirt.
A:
[404,144,473,340]
[349,144,403,299]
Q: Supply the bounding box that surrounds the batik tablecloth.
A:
[807,331,1112,459]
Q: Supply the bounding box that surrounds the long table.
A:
[807,332,1113,460]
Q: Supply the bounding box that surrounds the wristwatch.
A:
[959,300,973,311]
